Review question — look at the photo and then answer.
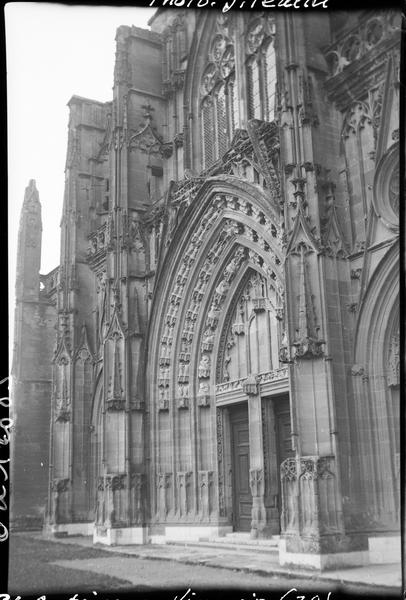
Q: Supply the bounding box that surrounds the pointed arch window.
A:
[200,36,236,169]
[245,17,276,122]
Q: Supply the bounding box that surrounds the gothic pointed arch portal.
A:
[147,178,291,538]
[351,242,399,532]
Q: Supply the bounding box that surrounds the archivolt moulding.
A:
[372,143,399,232]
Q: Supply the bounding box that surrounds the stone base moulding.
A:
[162,525,233,542]
[43,521,95,537]
[93,525,148,546]
[279,539,370,571]
[368,535,401,564]
[11,515,44,531]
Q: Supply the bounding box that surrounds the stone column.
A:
[243,375,267,539]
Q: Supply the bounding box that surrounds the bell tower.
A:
[12,180,57,529]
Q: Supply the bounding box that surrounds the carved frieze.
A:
[216,367,288,395]
[257,367,288,384]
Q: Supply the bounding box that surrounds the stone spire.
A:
[15,180,42,301]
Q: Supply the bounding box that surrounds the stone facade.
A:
[12,10,400,569]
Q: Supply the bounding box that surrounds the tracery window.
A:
[245,17,276,122]
[200,35,237,169]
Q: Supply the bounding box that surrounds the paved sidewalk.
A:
[31,533,402,592]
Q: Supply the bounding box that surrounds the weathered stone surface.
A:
[12,10,400,569]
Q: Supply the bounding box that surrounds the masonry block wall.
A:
[12,181,57,529]
[12,9,400,568]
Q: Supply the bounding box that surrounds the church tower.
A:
[12,180,57,529]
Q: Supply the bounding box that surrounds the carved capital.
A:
[106,397,125,411]
[242,373,258,396]
[55,408,71,422]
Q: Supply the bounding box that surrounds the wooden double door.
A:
[230,404,252,531]
[229,397,292,532]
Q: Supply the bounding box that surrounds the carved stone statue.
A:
[198,354,211,378]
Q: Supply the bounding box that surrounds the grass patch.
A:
[8,534,133,595]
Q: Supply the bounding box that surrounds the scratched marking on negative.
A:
[0,587,334,599]
[173,589,334,600]
[0,377,9,543]
[149,0,329,12]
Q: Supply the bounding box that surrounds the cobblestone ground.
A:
[7,534,395,600]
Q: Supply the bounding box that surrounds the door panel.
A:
[231,406,252,532]
[276,410,294,463]
[274,399,294,532]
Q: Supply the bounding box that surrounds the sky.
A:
[6,3,156,357]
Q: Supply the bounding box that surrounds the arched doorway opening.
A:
[146,179,290,539]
